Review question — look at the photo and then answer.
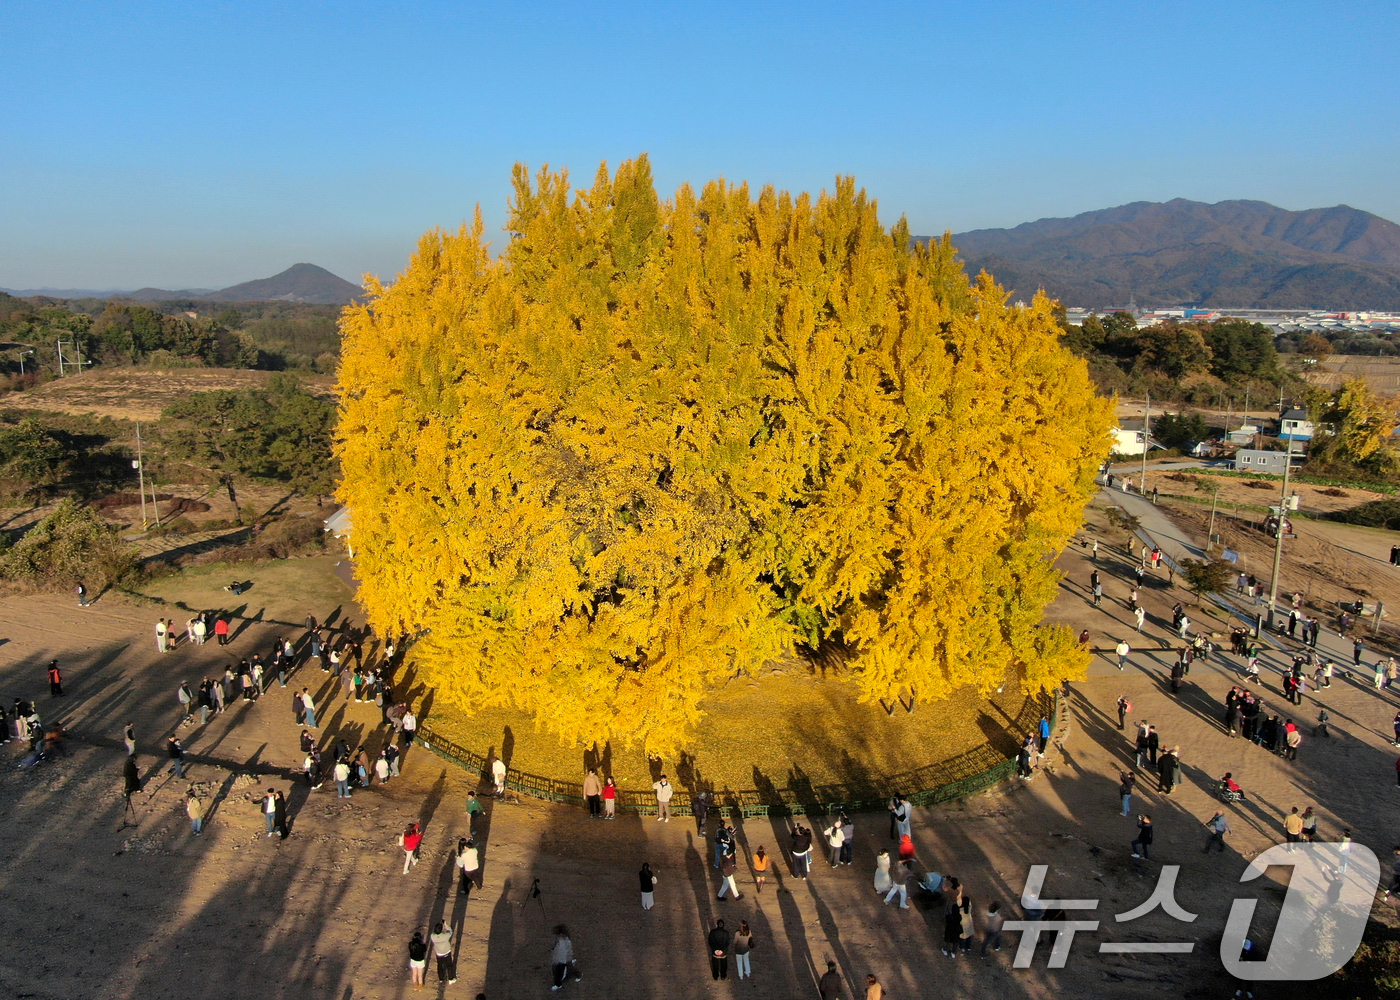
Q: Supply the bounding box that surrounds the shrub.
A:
[0,498,139,591]
[186,515,324,565]
[1324,500,1400,530]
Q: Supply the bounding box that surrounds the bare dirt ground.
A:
[1142,468,1392,517]
[2,523,1399,999]
[14,367,335,422]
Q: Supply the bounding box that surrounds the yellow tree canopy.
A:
[337,156,1114,753]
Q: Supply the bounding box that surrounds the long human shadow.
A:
[806,879,860,1000]
[419,768,448,832]
[229,607,264,643]
[683,832,715,981]
[482,877,517,997]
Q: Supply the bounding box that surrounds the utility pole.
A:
[1139,391,1150,493]
[1207,486,1220,552]
[1266,440,1296,628]
[135,423,149,531]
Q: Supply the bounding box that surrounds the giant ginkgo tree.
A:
[336,157,1114,752]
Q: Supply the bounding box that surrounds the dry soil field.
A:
[13,366,336,422]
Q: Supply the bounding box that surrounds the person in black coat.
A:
[708,919,730,980]
[273,790,289,839]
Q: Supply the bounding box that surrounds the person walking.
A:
[156,619,168,653]
[980,900,1005,957]
[400,822,423,874]
[430,920,456,985]
[334,758,351,798]
[1203,810,1230,853]
[273,790,288,839]
[819,960,843,999]
[873,848,893,897]
[890,795,911,839]
[214,616,230,646]
[824,817,846,868]
[456,837,480,896]
[187,789,204,835]
[581,768,600,818]
[712,821,731,870]
[76,582,89,607]
[602,776,616,819]
[866,974,884,1000]
[718,842,743,899]
[302,688,317,729]
[47,660,63,698]
[1134,606,1145,632]
[707,918,730,981]
[167,736,186,778]
[1134,723,1150,768]
[1116,639,1130,670]
[1130,814,1154,859]
[1146,725,1160,766]
[732,920,755,981]
[1092,579,1103,608]
[491,754,507,797]
[1116,695,1130,730]
[1038,715,1051,754]
[639,861,657,910]
[753,845,771,892]
[407,929,429,989]
[465,790,484,832]
[1119,771,1135,816]
[177,681,194,724]
[1301,806,1317,843]
[838,812,855,865]
[1284,807,1304,851]
[693,789,710,835]
[653,773,674,822]
[884,850,913,909]
[550,925,580,990]
[941,901,962,957]
[1157,747,1180,794]
[791,823,813,880]
[263,788,278,836]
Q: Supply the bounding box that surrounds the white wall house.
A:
[1111,420,1162,456]
[1277,408,1315,441]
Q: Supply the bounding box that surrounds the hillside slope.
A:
[942,199,1400,309]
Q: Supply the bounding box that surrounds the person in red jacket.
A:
[401,822,423,874]
[214,617,230,646]
[47,661,63,698]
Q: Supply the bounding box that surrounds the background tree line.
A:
[1056,308,1300,403]
[0,292,341,380]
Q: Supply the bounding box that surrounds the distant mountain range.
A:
[2,263,361,305]
[942,200,1400,310]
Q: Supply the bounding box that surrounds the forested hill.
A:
[934,199,1400,310]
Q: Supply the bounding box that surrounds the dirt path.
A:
[1,514,1399,998]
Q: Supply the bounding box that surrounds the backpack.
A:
[1122,700,1133,714]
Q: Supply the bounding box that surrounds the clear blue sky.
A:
[2,0,1396,291]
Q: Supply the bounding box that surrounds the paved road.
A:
[1095,486,1381,685]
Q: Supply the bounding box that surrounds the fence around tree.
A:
[416,690,1056,819]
